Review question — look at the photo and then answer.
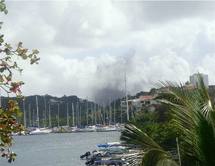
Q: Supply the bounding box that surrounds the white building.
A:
[190,73,209,88]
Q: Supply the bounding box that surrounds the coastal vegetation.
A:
[0,0,39,162]
[121,76,215,166]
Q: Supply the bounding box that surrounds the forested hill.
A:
[0,95,97,127]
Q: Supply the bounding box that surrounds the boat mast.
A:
[48,103,51,128]
[86,100,88,126]
[120,100,122,123]
[125,71,129,121]
[72,103,75,126]
[79,104,82,127]
[66,103,69,126]
[76,102,79,126]
[113,100,116,124]
[103,106,105,125]
[43,96,47,127]
[109,99,112,125]
[23,99,26,128]
[36,95,40,128]
[94,103,97,125]
[28,104,31,127]
[105,104,108,125]
[98,105,100,124]
[57,103,60,128]
[99,105,102,125]
[91,103,93,125]
[32,108,35,126]
[102,104,105,125]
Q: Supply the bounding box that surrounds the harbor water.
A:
[0,132,121,166]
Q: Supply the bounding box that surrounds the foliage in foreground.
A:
[0,0,39,162]
[131,107,178,148]
[121,75,215,166]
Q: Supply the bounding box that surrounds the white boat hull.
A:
[29,128,52,135]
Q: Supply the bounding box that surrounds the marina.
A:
[12,95,127,135]
[14,124,124,135]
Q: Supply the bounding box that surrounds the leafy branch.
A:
[0,0,40,162]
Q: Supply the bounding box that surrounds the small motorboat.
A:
[29,128,52,135]
[97,142,121,148]
[80,151,91,160]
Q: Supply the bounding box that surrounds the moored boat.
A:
[96,125,118,132]
[29,128,52,135]
[97,142,121,148]
[79,126,96,132]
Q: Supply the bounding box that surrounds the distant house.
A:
[121,95,158,112]
[138,95,158,112]
[139,95,156,105]
[183,83,195,90]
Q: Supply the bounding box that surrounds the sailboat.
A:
[29,96,52,135]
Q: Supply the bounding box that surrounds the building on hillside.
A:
[190,73,209,88]
[121,95,158,112]
[139,95,157,106]
[183,83,195,90]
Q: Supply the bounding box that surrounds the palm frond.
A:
[157,74,215,165]
[121,123,161,151]
[121,74,215,166]
[121,123,178,166]
[196,112,215,166]
[143,149,178,166]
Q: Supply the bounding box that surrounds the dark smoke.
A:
[92,49,136,104]
[93,87,125,105]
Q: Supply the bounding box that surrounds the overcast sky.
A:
[1,0,215,102]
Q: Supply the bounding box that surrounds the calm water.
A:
[0,132,121,166]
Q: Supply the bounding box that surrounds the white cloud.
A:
[1,1,215,102]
